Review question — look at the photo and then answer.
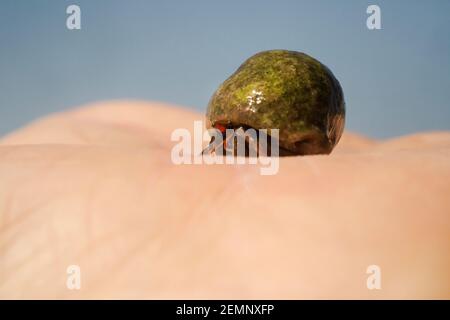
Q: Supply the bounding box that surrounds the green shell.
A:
[206,50,345,155]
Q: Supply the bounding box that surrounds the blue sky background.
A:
[0,0,449,138]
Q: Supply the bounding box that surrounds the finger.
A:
[0,101,203,147]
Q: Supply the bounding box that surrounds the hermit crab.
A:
[202,50,345,156]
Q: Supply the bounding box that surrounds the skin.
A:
[0,100,449,299]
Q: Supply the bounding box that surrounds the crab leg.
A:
[201,131,232,156]
[201,127,248,156]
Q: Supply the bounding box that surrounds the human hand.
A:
[0,101,449,299]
